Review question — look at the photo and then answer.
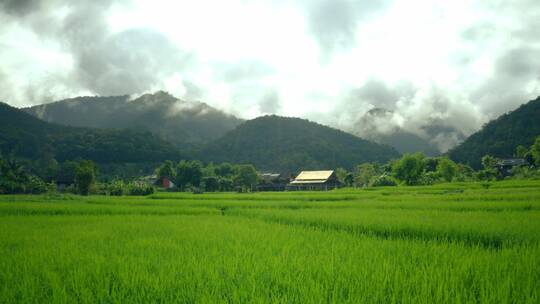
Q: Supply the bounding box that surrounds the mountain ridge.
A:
[0,101,183,163]
[23,91,244,148]
[448,96,540,168]
[197,115,400,173]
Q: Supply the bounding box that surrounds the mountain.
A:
[0,102,182,163]
[198,115,400,172]
[370,131,440,156]
[351,108,465,156]
[448,97,540,168]
[351,108,439,156]
[23,91,243,147]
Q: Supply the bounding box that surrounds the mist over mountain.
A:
[349,107,466,155]
[198,115,400,173]
[24,91,243,147]
[448,97,540,169]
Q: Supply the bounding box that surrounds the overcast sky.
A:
[1,0,539,139]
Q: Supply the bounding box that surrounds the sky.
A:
[1,0,539,149]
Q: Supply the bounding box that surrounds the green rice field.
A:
[1,180,540,303]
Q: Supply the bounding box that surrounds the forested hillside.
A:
[448,97,540,168]
[24,91,243,147]
[198,115,400,172]
[0,102,182,163]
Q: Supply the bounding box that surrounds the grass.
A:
[1,179,539,303]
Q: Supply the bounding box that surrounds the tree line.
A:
[336,135,540,187]
[0,154,153,196]
[1,135,539,195]
[155,160,258,192]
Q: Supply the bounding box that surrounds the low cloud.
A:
[0,0,193,105]
[0,0,539,154]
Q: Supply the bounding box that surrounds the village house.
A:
[160,176,176,189]
[287,170,341,191]
[257,173,291,191]
[494,158,528,176]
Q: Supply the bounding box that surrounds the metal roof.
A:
[293,170,334,182]
[290,179,329,184]
[496,159,526,166]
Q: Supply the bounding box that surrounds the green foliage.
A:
[202,176,220,192]
[218,177,234,192]
[423,157,440,173]
[476,169,496,182]
[0,102,183,164]
[370,174,398,187]
[96,180,154,196]
[448,97,540,168]
[56,161,80,185]
[455,164,475,182]
[199,115,400,172]
[108,180,126,196]
[75,160,97,196]
[156,160,176,180]
[392,153,426,185]
[0,154,48,194]
[335,168,353,187]
[481,155,497,170]
[176,160,203,190]
[436,157,458,182]
[515,145,528,158]
[531,135,540,167]
[23,92,243,148]
[233,164,259,191]
[419,171,441,186]
[126,182,155,196]
[354,163,378,187]
[509,166,540,180]
[215,162,234,177]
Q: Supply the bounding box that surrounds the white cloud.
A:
[0,0,539,151]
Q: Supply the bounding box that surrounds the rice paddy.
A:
[1,180,539,303]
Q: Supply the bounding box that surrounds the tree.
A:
[233,164,258,191]
[436,157,458,182]
[215,162,234,177]
[481,155,497,170]
[335,168,353,187]
[202,162,216,177]
[455,164,475,181]
[531,135,540,167]
[202,176,220,192]
[343,173,354,187]
[56,161,80,185]
[75,160,96,195]
[157,160,176,180]
[371,174,398,187]
[354,163,377,187]
[423,157,440,173]
[218,177,234,191]
[515,145,528,158]
[392,153,425,185]
[176,160,203,190]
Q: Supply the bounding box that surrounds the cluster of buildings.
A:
[258,170,341,191]
[149,170,342,191]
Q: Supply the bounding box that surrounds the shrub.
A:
[108,180,126,196]
[419,172,441,186]
[26,175,48,194]
[392,153,425,185]
[127,182,155,196]
[370,175,398,187]
[202,176,219,192]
